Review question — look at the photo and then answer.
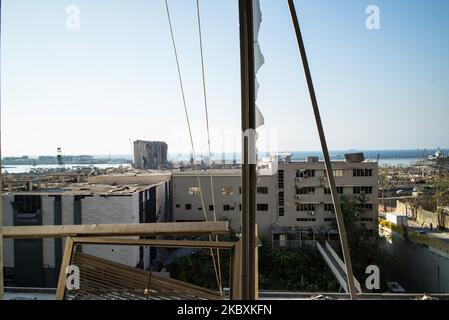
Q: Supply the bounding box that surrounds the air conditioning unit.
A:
[295,195,301,200]
[308,211,315,216]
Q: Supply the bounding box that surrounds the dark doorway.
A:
[12,195,44,287]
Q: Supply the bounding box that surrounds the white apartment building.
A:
[274,155,378,246]
[172,154,378,247]
[2,174,171,288]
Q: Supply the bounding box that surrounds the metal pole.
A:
[239,0,257,300]
[287,0,357,300]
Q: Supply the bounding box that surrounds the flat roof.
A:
[172,169,274,177]
[279,161,378,167]
[4,182,159,196]
[87,172,171,185]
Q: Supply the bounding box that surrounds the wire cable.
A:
[195,0,223,296]
[164,0,222,295]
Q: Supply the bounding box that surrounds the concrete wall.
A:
[172,174,277,236]
[384,231,449,293]
[133,140,168,169]
[61,196,74,225]
[155,182,166,220]
[81,195,135,224]
[2,183,167,274]
[80,195,138,266]
[42,196,55,268]
[396,200,449,229]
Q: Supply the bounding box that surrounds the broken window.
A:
[188,187,201,196]
[279,207,285,216]
[296,169,315,178]
[221,187,234,196]
[358,203,374,211]
[324,187,344,194]
[353,186,373,194]
[257,186,269,194]
[296,203,317,211]
[297,187,315,195]
[353,169,373,177]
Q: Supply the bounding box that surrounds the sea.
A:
[2,149,446,174]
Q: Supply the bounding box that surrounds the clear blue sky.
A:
[1,0,448,156]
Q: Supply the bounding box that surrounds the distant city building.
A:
[134,140,168,170]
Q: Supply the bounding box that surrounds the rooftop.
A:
[172,168,275,177]
[5,182,162,196]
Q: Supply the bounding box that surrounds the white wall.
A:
[2,185,167,273]
[42,196,55,268]
[80,195,137,266]
[61,195,74,225]
[172,174,277,237]
[384,232,449,293]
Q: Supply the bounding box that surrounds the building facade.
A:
[273,156,378,246]
[133,140,168,170]
[172,169,278,237]
[172,155,378,246]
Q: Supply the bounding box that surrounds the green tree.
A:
[334,195,395,290]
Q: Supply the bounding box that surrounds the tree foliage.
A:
[335,195,395,290]
[167,197,395,292]
[167,236,337,292]
[258,237,338,291]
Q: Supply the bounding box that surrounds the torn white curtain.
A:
[253,0,265,128]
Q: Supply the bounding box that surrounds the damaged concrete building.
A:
[133,140,168,170]
[1,174,171,288]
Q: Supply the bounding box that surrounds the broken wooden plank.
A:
[56,237,74,300]
[231,239,242,300]
[65,252,223,300]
